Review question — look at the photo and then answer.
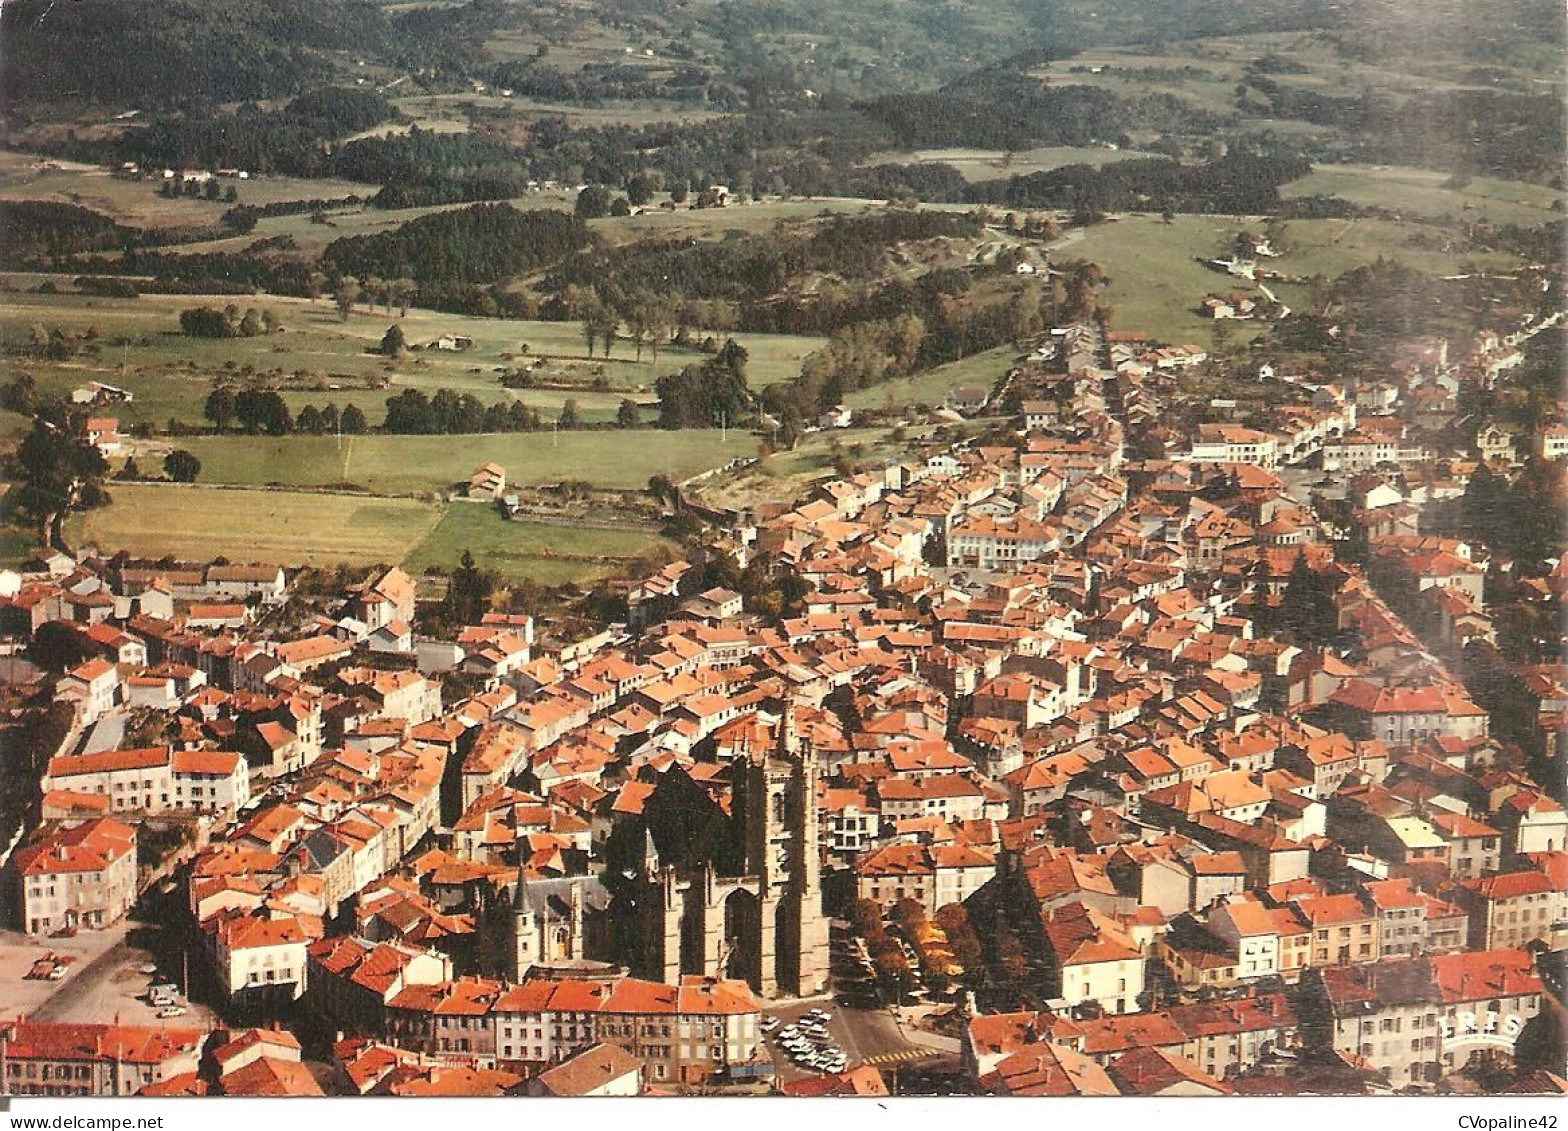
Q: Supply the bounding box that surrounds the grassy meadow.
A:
[404,502,669,585]
[161,428,746,494]
[844,346,1018,411]
[67,483,444,566]
[59,481,668,583]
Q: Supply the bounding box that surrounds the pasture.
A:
[404,503,669,585]
[57,481,667,584]
[845,346,1018,411]
[1060,212,1532,345]
[1281,165,1564,228]
[0,290,822,433]
[66,483,443,567]
[160,428,745,494]
[0,151,375,232]
[859,146,1157,183]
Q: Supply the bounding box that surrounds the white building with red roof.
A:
[12,817,137,935]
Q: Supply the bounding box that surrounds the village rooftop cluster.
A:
[1,298,1565,1099]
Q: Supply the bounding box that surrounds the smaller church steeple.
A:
[777,695,798,759]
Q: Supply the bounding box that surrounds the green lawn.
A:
[67,483,443,567]
[845,347,1018,411]
[403,503,669,584]
[166,428,744,493]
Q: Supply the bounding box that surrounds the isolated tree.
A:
[304,271,328,304]
[616,399,641,428]
[180,306,234,338]
[591,311,617,358]
[574,184,612,220]
[163,449,201,482]
[571,289,606,357]
[647,474,673,508]
[12,406,110,550]
[362,276,389,314]
[340,404,368,434]
[234,389,291,435]
[626,302,651,361]
[441,550,493,627]
[380,324,407,357]
[334,276,362,321]
[647,295,677,364]
[558,399,581,429]
[31,620,94,673]
[626,172,658,206]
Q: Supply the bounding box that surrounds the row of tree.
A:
[179,304,282,338]
[203,386,371,437]
[382,388,545,435]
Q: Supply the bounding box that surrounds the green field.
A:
[844,346,1018,411]
[0,291,823,427]
[1282,165,1564,227]
[860,146,1157,184]
[1060,212,1531,345]
[67,483,443,566]
[58,481,668,583]
[404,503,669,585]
[1062,215,1264,344]
[0,151,375,231]
[168,191,581,258]
[164,428,745,493]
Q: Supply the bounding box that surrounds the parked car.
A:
[155,1005,188,1019]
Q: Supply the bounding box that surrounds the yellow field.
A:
[68,483,443,566]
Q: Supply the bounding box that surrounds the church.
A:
[514,705,829,1000]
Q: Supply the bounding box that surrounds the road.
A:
[80,709,128,755]
[24,918,213,1028]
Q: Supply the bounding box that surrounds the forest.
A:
[320,204,590,307]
